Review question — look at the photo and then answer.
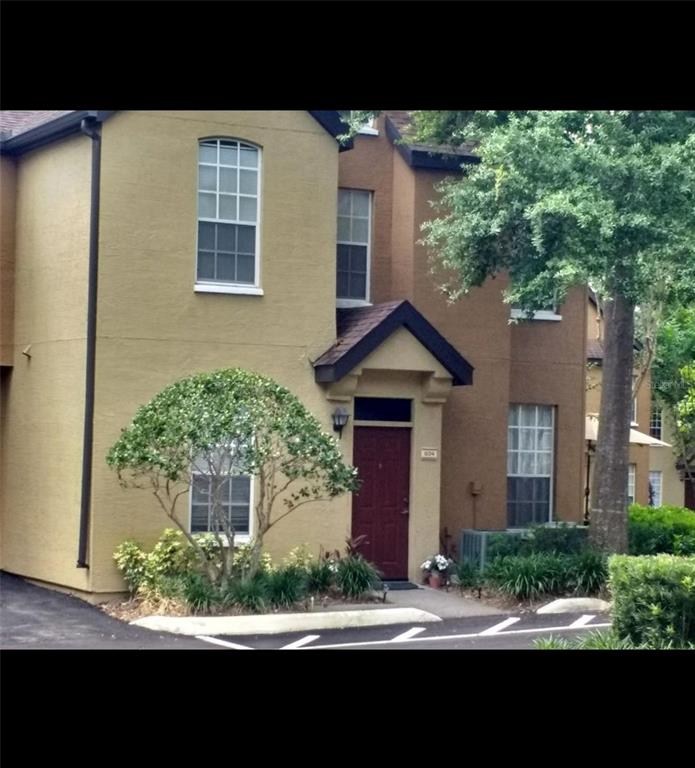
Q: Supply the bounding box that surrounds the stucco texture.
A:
[1,134,92,590]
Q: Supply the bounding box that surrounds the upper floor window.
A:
[196,139,262,295]
[337,188,372,307]
[631,376,638,425]
[507,404,555,527]
[650,404,662,440]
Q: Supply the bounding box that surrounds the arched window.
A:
[196,139,261,293]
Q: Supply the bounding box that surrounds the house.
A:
[0,110,588,600]
[584,292,689,512]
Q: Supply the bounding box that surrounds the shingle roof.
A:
[0,110,350,152]
[587,339,604,360]
[314,300,473,386]
[0,111,74,138]
[384,110,478,160]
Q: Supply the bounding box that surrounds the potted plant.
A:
[420,554,451,589]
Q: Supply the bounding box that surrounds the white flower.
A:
[421,560,432,571]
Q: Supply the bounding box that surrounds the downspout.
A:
[77,113,102,568]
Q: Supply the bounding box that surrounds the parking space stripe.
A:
[478,617,520,635]
[281,635,321,649]
[391,627,426,642]
[568,614,596,628]
[195,635,253,650]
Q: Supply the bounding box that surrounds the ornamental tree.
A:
[652,305,695,485]
[407,110,695,553]
[107,369,359,584]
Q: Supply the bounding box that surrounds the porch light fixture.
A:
[331,406,349,438]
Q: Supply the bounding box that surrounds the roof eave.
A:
[0,111,114,155]
[384,114,478,172]
[308,111,354,152]
[314,301,474,387]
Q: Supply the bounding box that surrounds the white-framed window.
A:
[510,308,563,322]
[649,470,662,507]
[650,404,662,440]
[196,138,262,295]
[627,463,636,505]
[631,376,638,425]
[337,188,372,307]
[507,404,555,527]
[189,444,253,540]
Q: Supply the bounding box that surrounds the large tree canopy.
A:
[407,110,695,552]
[107,369,359,582]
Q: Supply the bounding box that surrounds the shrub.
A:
[149,529,196,579]
[484,550,607,601]
[181,572,220,613]
[335,555,381,599]
[283,544,315,571]
[629,504,695,555]
[484,553,567,601]
[453,560,483,591]
[485,524,589,562]
[113,540,149,593]
[225,574,268,614]
[609,554,695,648]
[565,550,608,596]
[306,560,334,594]
[231,543,275,578]
[265,566,307,608]
[528,523,588,555]
[534,631,643,650]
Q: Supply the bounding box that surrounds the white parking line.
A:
[391,627,426,642]
[568,614,596,628]
[300,619,611,650]
[478,617,521,635]
[195,635,253,650]
[281,635,321,649]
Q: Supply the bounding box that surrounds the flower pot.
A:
[428,572,442,589]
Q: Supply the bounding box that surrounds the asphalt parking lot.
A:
[0,572,216,649]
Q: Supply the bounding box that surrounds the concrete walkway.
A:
[384,584,504,619]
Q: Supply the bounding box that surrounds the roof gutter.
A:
[77,113,102,569]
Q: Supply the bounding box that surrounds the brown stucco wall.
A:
[510,285,588,522]
[88,111,350,593]
[0,135,92,590]
[337,132,588,538]
[337,117,395,304]
[1,155,16,365]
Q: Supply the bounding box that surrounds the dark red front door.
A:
[352,427,411,579]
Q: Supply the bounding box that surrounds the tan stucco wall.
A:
[585,364,651,506]
[0,135,92,590]
[88,111,348,593]
[649,412,685,507]
[1,155,17,364]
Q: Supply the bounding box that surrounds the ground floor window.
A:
[627,464,636,505]
[507,404,555,527]
[190,474,251,535]
[649,470,662,507]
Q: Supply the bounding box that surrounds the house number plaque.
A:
[420,448,438,460]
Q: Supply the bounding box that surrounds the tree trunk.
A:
[589,291,635,553]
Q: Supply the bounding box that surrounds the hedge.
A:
[629,504,695,556]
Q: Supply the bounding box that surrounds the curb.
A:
[131,607,442,636]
